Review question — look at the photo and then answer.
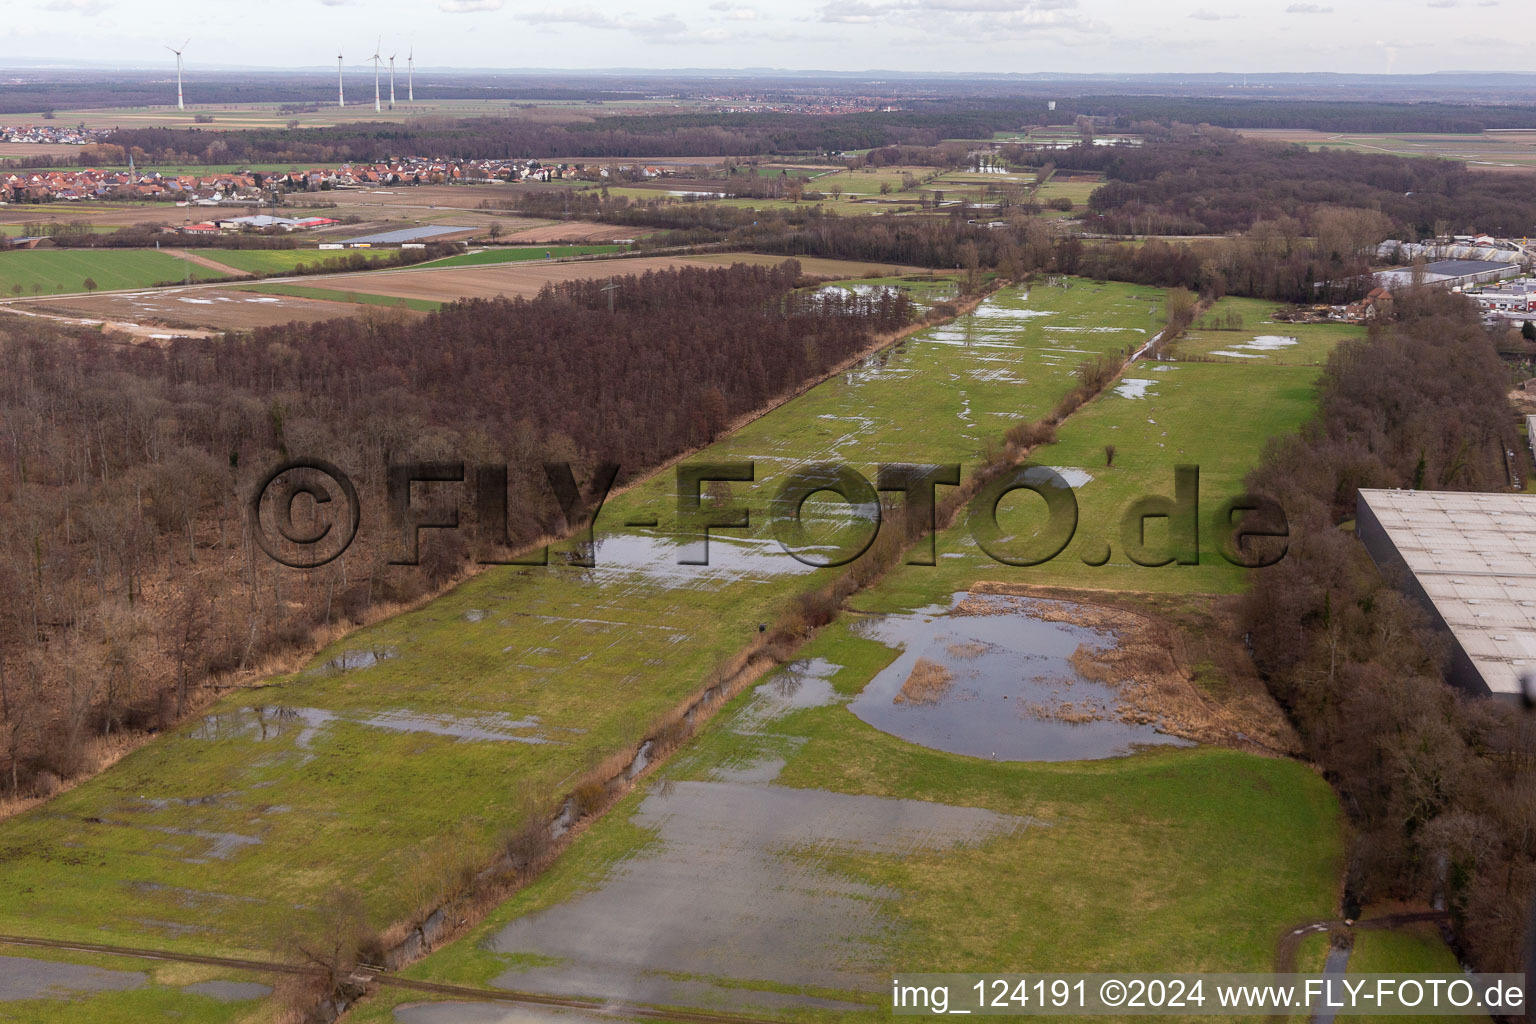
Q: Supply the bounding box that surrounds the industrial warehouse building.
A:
[1356,488,1536,702]
[1374,259,1522,290]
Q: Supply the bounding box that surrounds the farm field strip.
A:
[425,244,626,268]
[0,281,1161,1022]
[190,247,395,276]
[300,253,921,304]
[35,284,417,328]
[304,255,706,302]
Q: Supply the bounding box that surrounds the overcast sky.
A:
[14,0,1526,75]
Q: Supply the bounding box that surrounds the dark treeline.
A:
[1047,96,1536,133]
[1062,139,1536,237]
[0,261,911,798]
[1241,290,1535,973]
[100,109,1034,165]
[499,187,1376,303]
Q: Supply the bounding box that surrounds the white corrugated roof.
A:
[1360,489,1536,696]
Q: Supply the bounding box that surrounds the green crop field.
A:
[815,165,938,196]
[198,248,393,276]
[0,248,226,295]
[425,244,625,268]
[1036,175,1102,207]
[0,222,120,235]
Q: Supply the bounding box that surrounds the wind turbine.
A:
[407,46,414,102]
[388,52,396,110]
[370,37,382,113]
[337,50,345,107]
[166,39,188,111]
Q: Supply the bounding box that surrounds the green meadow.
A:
[231,280,442,311]
[0,248,226,294]
[1168,296,1365,366]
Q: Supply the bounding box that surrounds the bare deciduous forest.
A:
[1242,290,1536,972]
[0,261,911,801]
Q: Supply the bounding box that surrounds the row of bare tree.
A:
[1241,288,1536,972]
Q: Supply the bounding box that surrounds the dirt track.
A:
[166,249,254,278]
[1272,909,1450,975]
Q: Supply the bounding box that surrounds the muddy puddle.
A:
[189,705,556,747]
[311,645,399,673]
[848,593,1190,761]
[550,532,821,588]
[486,779,1030,1010]
[0,955,145,1002]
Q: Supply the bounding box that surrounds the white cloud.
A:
[1426,0,1457,7]
[818,1,886,22]
[818,0,1090,28]
[524,6,608,24]
[1188,8,1235,18]
[40,0,109,12]
[438,0,502,11]
[1285,2,1333,10]
[523,8,739,42]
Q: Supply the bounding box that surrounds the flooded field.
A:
[0,280,1193,1020]
[485,779,1029,1008]
[188,704,561,749]
[0,956,144,1002]
[849,593,1189,761]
